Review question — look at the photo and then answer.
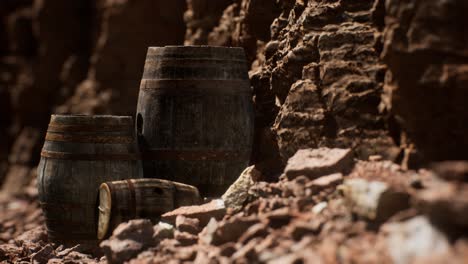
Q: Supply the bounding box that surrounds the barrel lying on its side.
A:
[98,178,201,239]
[136,46,254,196]
[37,115,141,243]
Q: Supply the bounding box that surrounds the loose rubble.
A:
[1,148,468,263]
[95,150,468,263]
[100,219,154,264]
[160,199,226,227]
[1,0,468,263]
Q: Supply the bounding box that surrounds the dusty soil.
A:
[1,0,468,263]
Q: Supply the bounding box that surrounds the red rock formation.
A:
[59,0,187,115]
[184,0,233,45]
[0,0,187,188]
[382,0,468,162]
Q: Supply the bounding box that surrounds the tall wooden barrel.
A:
[37,115,141,243]
[136,46,254,197]
[98,178,201,239]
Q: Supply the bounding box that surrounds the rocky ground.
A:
[1,0,468,263]
[1,148,468,263]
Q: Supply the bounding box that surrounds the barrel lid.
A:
[147,46,246,61]
[97,183,112,240]
[50,115,133,126]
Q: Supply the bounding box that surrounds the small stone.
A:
[199,218,219,245]
[307,173,343,190]
[174,231,198,246]
[284,148,354,180]
[222,166,262,213]
[15,226,47,245]
[56,245,80,258]
[215,217,259,245]
[112,219,154,242]
[288,220,322,241]
[161,199,226,227]
[431,161,468,182]
[368,155,383,162]
[265,208,293,228]
[175,215,200,235]
[312,202,328,214]
[153,222,174,242]
[267,253,302,264]
[100,219,154,263]
[200,217,259,246]
[175,246,197,261]
[382,216,450,264]
[193,251,210,264]
[238,223,269,244]
[30,245,55,264]
[340,179,410,221]
[100,239,144,264]
[416,181,468,229]
[65,251,94,260]
[219,242,237,257]
[231,238,259,262]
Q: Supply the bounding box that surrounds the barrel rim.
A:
[148,45,245,51]
[50,115,133,126]
[147,45,246,59]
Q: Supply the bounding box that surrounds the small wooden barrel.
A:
[136,46,254,196]
[37,115,141,243]
[97,178,201,239]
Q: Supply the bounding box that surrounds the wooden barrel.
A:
[37,115,141,243]
[97,178,201,239]
[136,46,254,196]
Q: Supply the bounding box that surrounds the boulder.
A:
[284,148,354,180]
[222,165,262,213]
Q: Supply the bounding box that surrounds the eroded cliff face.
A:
[0,1,468,263]
[60,0,186,115]
[382,0,468,163]
[0,0,187,191]
[186,0,399,174]
[1,0,468,187]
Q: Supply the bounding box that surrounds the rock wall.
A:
[0,0,187,190]
[382,0,468,163]
[1,0,468,188]
[187,0,468,171]
[187,0,400,173]
[60,0,187,115]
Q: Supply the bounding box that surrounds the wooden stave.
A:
[136,46,254,197]
[98,178,201,239]
[37,115,141,242]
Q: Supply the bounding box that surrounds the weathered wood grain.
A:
[37,115,141,243]
[98,178,201,239]
[136,46,254,196]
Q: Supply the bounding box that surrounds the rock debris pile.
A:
[1,0,468,263]
[2,148,467,263]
